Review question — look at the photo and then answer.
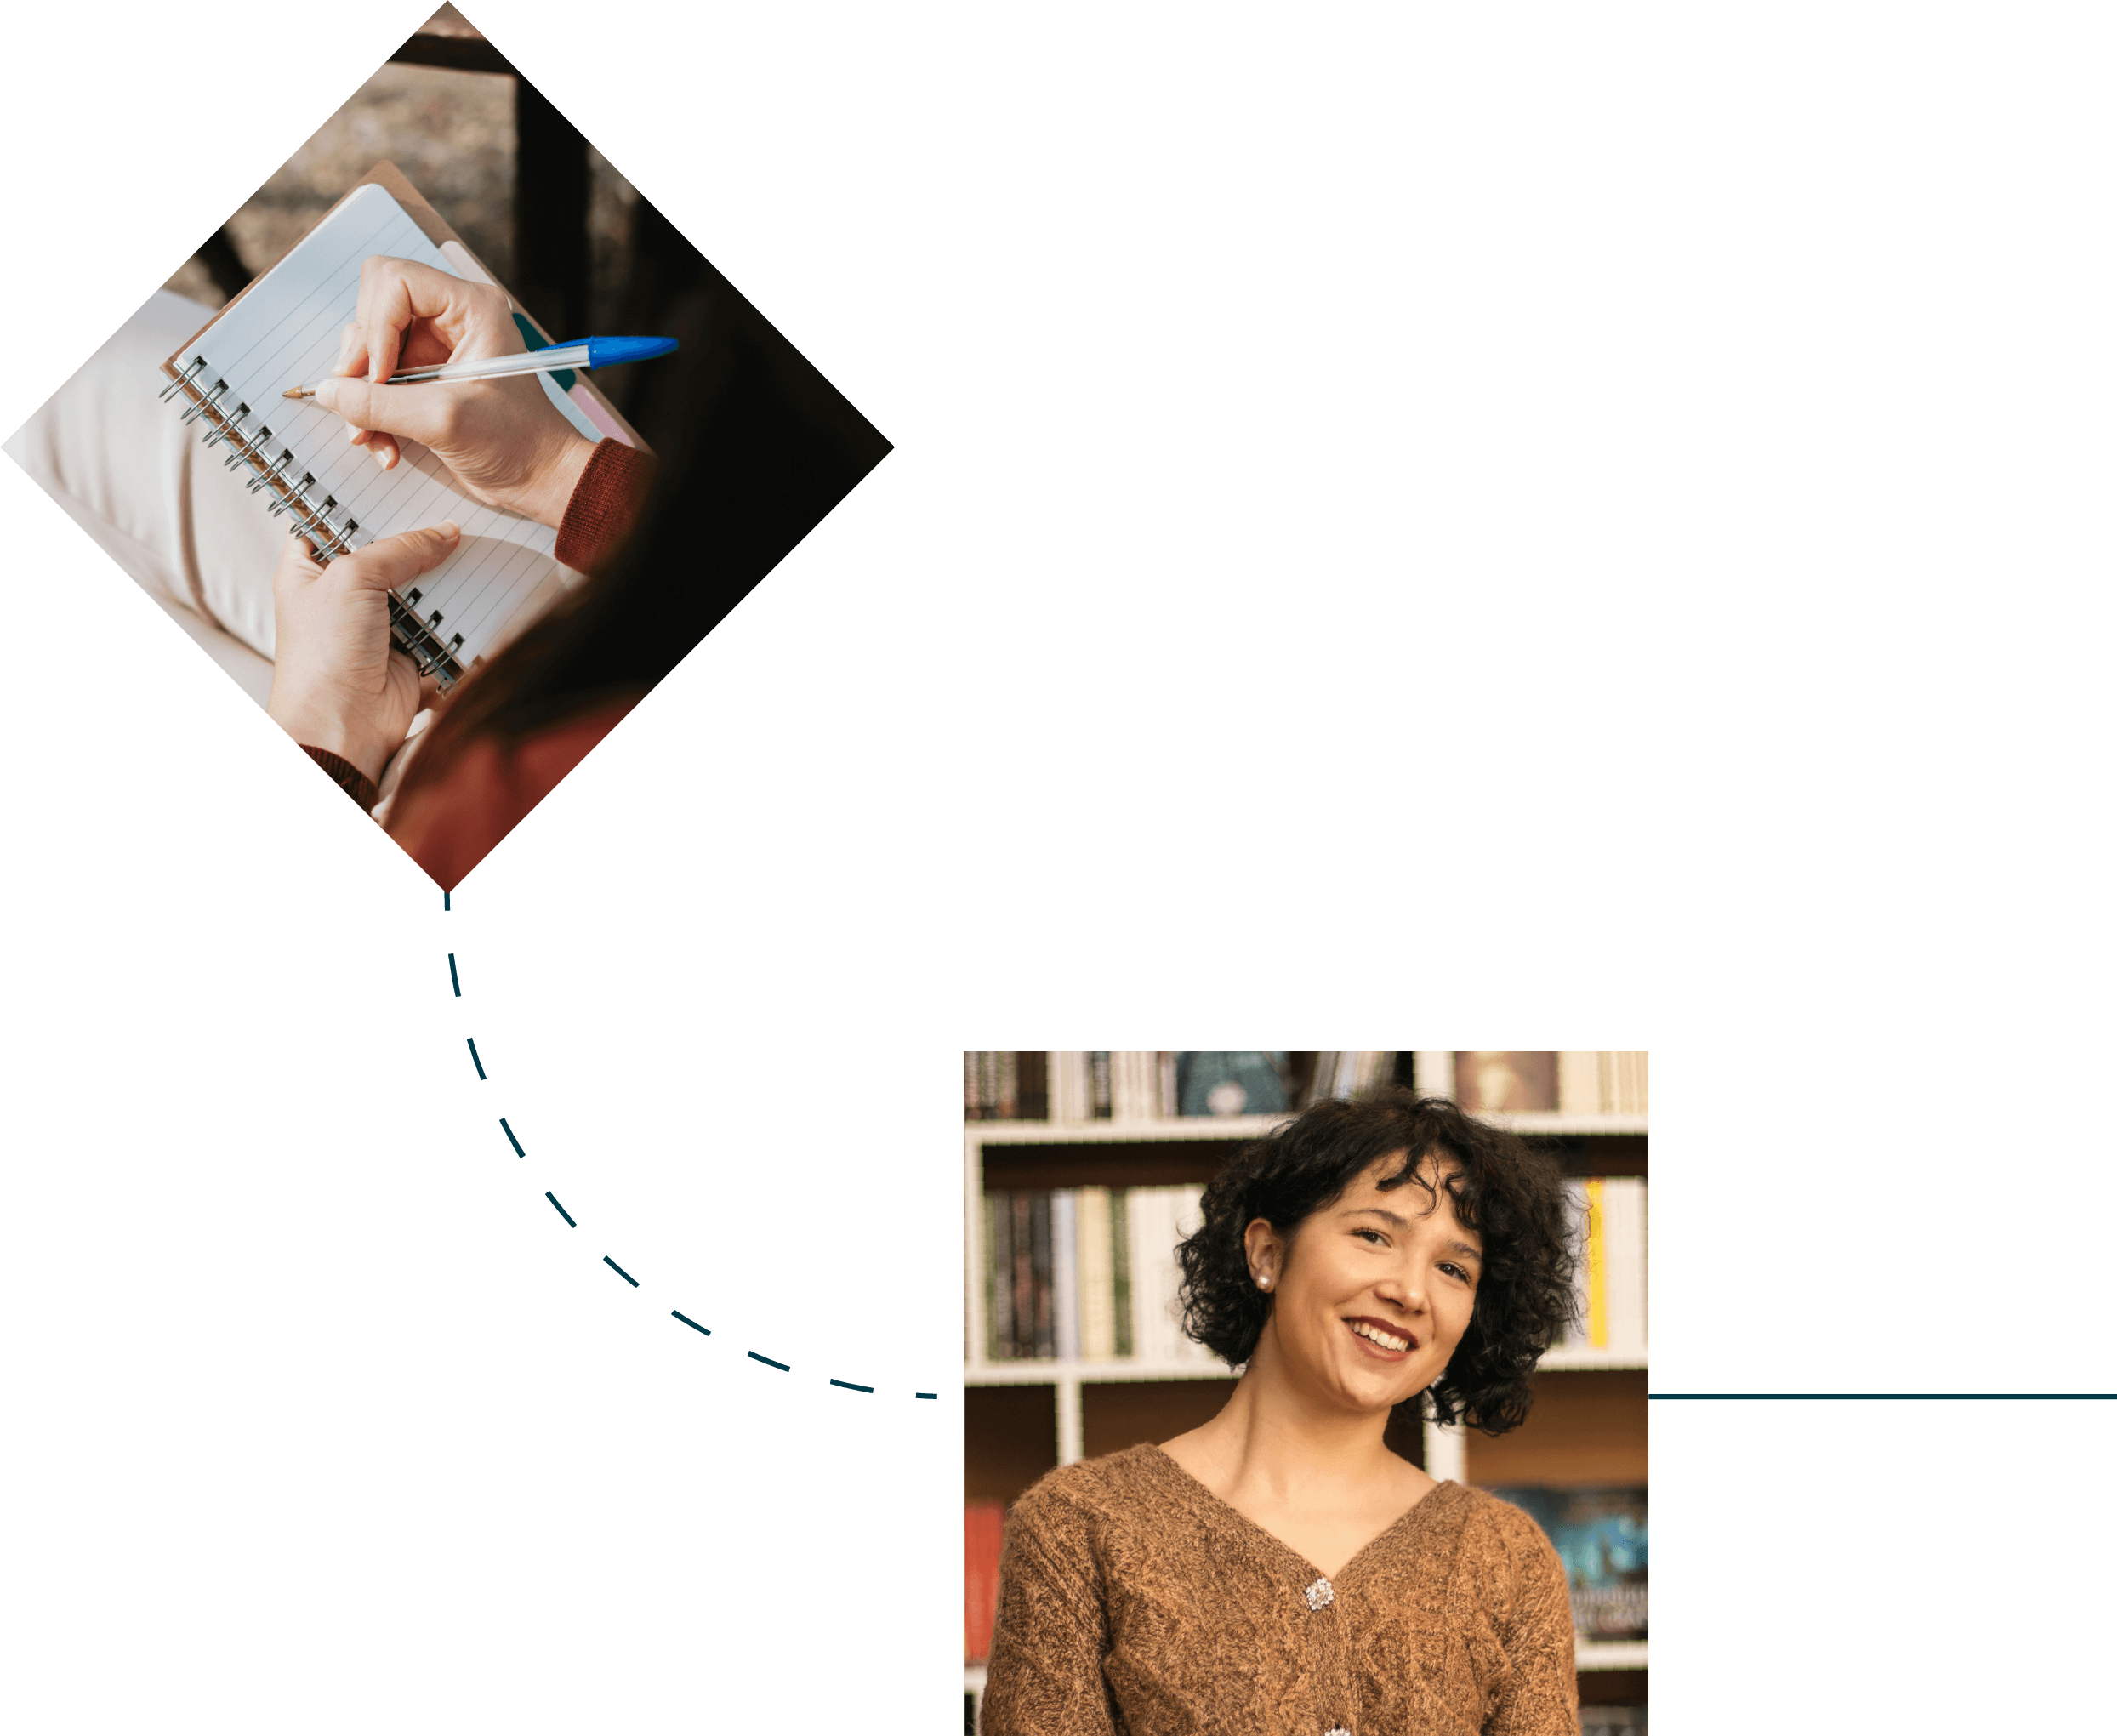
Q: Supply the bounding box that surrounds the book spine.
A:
[1010,1192,1035,1361]
[1171,1184,1207,1362]
[1152,1193,1168,1371]
[1109,1187,1133,1357]
[1090,1052,1112,1118]
[1029,1190,1056,1360]
[986,1191,1011,1361]
[1127,1188,1154,1363]
[1557,1052,1596,1116]
[1632,1176,1649,1351]
[1412,1050,1456,1101]
[1604,1177,1647,1353]
[1585,1178,1608,1347]
[1528,1051,1556,1109]
[998,1050,1019,1121]
[1621,1051,1648,1115]
[1052,1189,1079,1362]
[964,1500,1005,1663]
[1136,1187,1159,1364]
[964,1052,980,1122]
[1308,1051,1340,1106]
[1077,1187,1114,1360]
[1017,1050,1049,1121]
[1159,1051,1177,1118]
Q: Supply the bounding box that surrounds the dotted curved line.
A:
[446,891,937,1403]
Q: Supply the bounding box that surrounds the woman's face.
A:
[1250,1149,1482,1418]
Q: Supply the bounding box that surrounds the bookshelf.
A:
[964,1053,1648,1727]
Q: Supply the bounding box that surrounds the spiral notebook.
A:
[157,162,644,692]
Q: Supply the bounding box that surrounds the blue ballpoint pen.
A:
[282,335,677,398]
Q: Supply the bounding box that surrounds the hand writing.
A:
[309,256,595,531]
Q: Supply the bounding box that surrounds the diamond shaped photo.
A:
[5,5,887,887]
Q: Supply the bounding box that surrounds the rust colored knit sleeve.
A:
[1482,1500,1581,1736]
[302,745,380,811]
[982,1490,1122,1736]
[555,438,657,576]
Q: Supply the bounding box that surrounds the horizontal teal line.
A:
[1650,1392,2117,1400]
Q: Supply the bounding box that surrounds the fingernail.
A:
[312,378,338,408]
[438,521,461,539]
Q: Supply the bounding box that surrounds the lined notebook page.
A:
[177,183,583,668]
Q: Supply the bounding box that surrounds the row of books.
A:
[965,1051,1648,1121]
[964,1052,1400,1122]
[970,1483,1647,1665]
[979,1175,1646,1363]
[980,1185,1221,1368]
[1558,1177,1648,1353]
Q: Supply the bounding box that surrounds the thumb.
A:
[312,374,450,447]
[337,521,463,591]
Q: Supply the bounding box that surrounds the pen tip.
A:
[283,387,309,399]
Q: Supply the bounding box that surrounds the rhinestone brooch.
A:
[1304,1577,1335,1612]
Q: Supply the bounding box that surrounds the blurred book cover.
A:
[1175,1052,1290,1117]
[1453,1052,1559,1113]
[1488,1486,1648,1641]
[965,1500,1004,1663]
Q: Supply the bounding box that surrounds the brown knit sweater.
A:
[982,1444,1578,1736]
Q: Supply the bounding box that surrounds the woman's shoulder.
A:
[1450,1484,1563,1546]
[1006,1443,1179,1543]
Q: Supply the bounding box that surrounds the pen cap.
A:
[581,336,680,370]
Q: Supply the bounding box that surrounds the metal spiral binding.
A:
[161,351,466,691]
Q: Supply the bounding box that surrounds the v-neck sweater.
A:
[981,1443,1578,1736]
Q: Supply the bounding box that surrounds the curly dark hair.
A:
[1175,1088,1578,1435]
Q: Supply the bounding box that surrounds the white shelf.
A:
[1537,1345,1650,1372]
[967,1357,1238,1386]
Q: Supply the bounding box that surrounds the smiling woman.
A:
[980,1090,1583,1736]
[1176,1084,1591,1439]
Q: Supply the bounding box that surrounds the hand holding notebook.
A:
[159,165,651,693]
[310,255,595,529]
[264,521,464,784]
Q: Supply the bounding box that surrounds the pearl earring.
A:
[1257,1274,1272,1290]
